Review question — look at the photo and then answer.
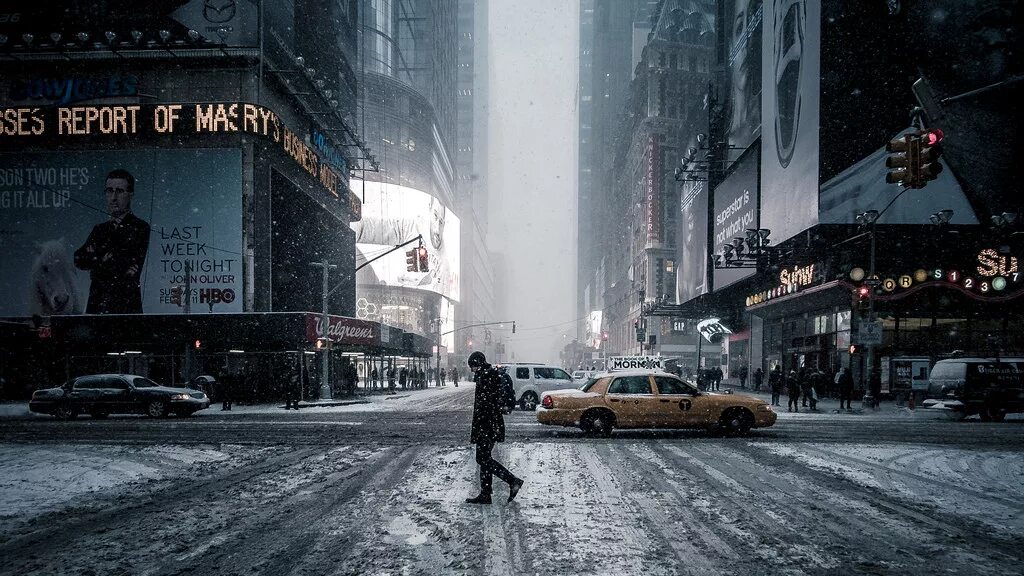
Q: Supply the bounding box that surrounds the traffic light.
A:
[417,246,429,272]
[918,128,944,185]
[170,285,183,306]
[193,339,202,350]
[849,344,859,354]
[885,128,944,189]
[885,134,911,185]
[854,285,871,312]
[405,249,418,272]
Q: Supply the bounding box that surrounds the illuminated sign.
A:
[976,248,1018,278]
[10,75,139,106]
[851,248,1023,300]
[0,103,342,199]
[746,263,819,307]
[645,136,661,245]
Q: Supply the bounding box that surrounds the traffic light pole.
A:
[863,221,877,409]
[310,260,338,400]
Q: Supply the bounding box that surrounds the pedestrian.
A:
[371,367,379,390]
[712,367,721,391]
[838,367,854,410]
[753,367,764,392]
[697,369,708,391]
[220,372,234,411]
[285,369,300,410]
[769,365,782,406]
[387,365,396,394]
[451,367,459,387]
[739,365,748,389]
[787,370,801,412]
[399,366,408,389]
[808,371,821,411]
[799,367,810,407]
[465,351,524,505]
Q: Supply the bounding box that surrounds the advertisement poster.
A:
[712,151,759,290]
[350,180,460,302]
[0,149,242,316]
[760,0,819,244]
[676,178,708,305]
[725,0,763,152]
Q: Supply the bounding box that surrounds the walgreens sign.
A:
[305,314,378,346]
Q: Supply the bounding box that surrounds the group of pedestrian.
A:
[765,364,857,412]
[696,367,723,391]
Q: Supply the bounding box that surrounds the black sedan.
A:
[29,374,210,419]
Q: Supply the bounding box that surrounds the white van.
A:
[501,363,577,410]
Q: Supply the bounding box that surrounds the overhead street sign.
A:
[858,321,883,345]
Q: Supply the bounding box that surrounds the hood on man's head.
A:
[468,351,487,368]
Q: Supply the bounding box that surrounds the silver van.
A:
[501,363,577,410]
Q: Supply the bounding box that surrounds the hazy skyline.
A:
[488,0,579,365]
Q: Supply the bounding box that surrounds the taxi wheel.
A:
[581,410,614,438]
[719,408,753,437]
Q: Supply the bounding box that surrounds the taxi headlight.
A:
[170,393,191,401]
[757,404,774,412]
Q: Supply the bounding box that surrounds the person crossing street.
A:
[465,351,523,505]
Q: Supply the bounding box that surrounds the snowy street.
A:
[1,384,1022,575]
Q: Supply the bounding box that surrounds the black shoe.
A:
[465,493,492,505]
[508,478,524,503]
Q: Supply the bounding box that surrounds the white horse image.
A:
[29,238,82,316]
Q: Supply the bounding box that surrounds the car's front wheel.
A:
[520,392,539,411]
[54,403,78,421]
[718,407,754,437]
[146,401,169,418]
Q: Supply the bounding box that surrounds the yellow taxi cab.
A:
[537,370,776,436]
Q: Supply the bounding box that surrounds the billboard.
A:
[713,150,759,290]
[724,0,763,151]
[676,178,708,305]
[351,180,460,302]
[0,149,242,316]
[760,0,819,244]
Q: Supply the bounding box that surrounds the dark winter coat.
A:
[838,370,854,392]
[470,364,506,444]
[786,374,801,397]
[769,369,783,392]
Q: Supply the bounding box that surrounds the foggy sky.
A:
[488,0,579,365]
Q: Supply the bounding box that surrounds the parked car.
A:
[924,358,1024,421]
[571,370,600,386]
[29,374,210,420]
[502,363,578,410]
[537,370,776,436]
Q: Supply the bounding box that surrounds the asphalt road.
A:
[2,386,1023,575]
[2,384,1023,449]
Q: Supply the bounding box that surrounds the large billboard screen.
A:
[351,181,460,302]
[676,178,708,305]
[0,149,243,316]
[760,0,819,244]
[713,150,759,290]
[724,0,763,152]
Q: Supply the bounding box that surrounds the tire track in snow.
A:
[736,442,1024,573]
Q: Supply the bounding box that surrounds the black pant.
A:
[788,394,800,411]
[475,441,516,495]
[771,390,780,405]
[839,389,852,409]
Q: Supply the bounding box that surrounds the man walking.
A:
[753,367,764,392]
[465,351,523,505]
[787,370,801,412]
[838,367,854,410]
[769,365,782,406]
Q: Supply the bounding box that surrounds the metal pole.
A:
[311,260,337,400]
[184,261,192,315]
[863,223,877,408]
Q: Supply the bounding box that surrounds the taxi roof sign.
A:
[608,356,665,371]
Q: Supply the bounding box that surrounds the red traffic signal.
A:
[853,285,871,311]
[918,128,944,184]
[849,344,859,354]
[405,249,418,272]
[193,339,202,349]
[417,246,429,272]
